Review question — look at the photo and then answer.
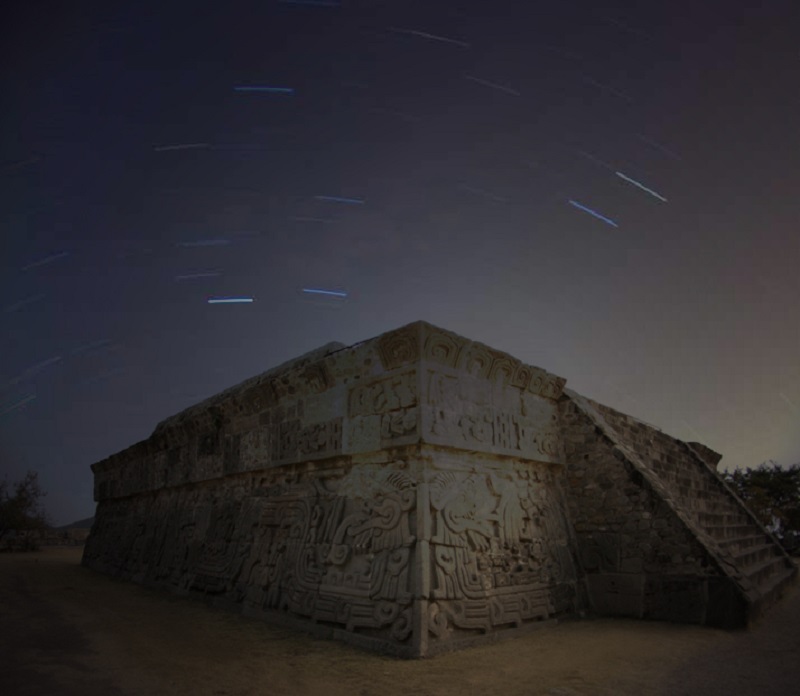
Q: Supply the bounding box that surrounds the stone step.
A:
[717,534,772,553]
[734,543,780,569]
[702,523,760,540]
[697,510,752,526]
[675,484,713,500]
[653,459,723,487]
[697,500,749,516]
[653,465,692,477]
[746,555,791,587]
[756,560,797,597]
[674,492,739,511]
[745,560,797,624]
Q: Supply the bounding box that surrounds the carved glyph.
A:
[426,466,576,637]
[269,417,342,463]
[424,369,561,460]
[377,328,419,370]
[349,370,417,417]
[421,328,565,399]
[423,332,462,367]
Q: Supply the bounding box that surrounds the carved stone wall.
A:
[417,449,580,655]
[84,320,795,655]
[91,322,565,502]
[85,446,578,657]
[85,321,578,657]
[86,456,418,654]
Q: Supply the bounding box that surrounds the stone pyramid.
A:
[83,321,797,657]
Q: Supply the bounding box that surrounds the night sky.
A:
[3,0,799,525]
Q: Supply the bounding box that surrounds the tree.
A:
[724,461,800,553]
[0,471,49,551]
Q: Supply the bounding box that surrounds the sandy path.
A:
[1,548,797,696]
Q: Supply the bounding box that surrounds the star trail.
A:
[207,297,255,304]
[463,74,521,96]
[3,0,798,525]
[153,143,211,152]
[314,195,365,205]
[302,288,349,298]
[21,251,70,271]
[233,86,295,94]
[615,171,668,202]
[567,200,619,228]
[388,27,471,48]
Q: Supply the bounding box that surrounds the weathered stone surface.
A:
[560,390,797,627]
[83,321,797,656]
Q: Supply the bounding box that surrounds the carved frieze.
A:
[244,466,416,639]
[377,328,419,370]
[298,419,342,457]
[424,370,560,460]
[457,344,497,379]
[269,417,342,463]
[300,362,334,394]
[428,469,575,600]
[428,588,558,640]
[349,369,417,417]
[421,465,577,643]
[421,328,566,398]
[527,371,566,400]
[488,357,517,386]
[240,425,271,470]
[86,464,417,649]
[423,332,463,367]
[380,407,418,441]
[510,363,533,389]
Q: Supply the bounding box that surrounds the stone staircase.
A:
[587,398,797,623]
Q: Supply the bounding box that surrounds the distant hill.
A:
[56,516,94,531]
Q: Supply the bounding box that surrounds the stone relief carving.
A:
[85,321,791,656]
[421,329,565,399]
[458,344,497,380]
[488,357,517,386]
[83,463,421,648]
[429,587,559,640]
[240,467,416,641]
[349,370,417,418]
[493,413,519,450]
[240,425,271,469]
[524,370,566,400]
[380,408,418,440]
[377,328,420,371]
[536,432,560,457]
[426,468,576,637]
[269,417,342,463]
[423,332,462,367]
[427,372,461,439]
[425,370,560,458]
[300,362,334,394]
[298,419,343,457]
[510,363,533,389]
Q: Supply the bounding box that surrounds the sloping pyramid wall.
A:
[84,321,796,657]
[560,390,797,627]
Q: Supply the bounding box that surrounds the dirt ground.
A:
[1,548,797,696]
